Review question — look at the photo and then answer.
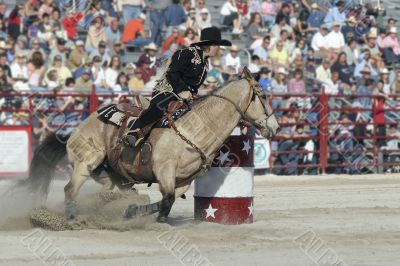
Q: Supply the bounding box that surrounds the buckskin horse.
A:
[22,68,280,223]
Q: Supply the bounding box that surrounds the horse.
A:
[23,69,280,223]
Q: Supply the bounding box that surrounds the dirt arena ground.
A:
[0,174,400,266]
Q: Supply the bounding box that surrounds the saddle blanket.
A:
[97,104,137,128]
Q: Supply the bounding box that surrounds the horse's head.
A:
[241,67,280,139]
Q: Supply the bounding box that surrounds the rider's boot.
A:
[122,129,144,148]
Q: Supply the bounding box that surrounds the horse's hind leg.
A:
[64,164,90,220]
[154,160,177,223]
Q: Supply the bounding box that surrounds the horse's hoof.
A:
[65,201,77,220]
[157,216,168,223]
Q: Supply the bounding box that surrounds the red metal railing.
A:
[1,89,400,175]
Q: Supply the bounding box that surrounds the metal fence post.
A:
[319,93,329,174]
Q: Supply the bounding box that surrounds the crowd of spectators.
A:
[0,0,399,174]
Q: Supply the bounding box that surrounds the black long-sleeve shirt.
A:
[165,46,208,95]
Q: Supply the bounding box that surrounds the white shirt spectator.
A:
[92,66,106,87]
[322,79,339,94]
[11,63,28,80]
[311,32,328,51]
[325,30,345,50]
[220,1,238,16]
[104,68,119,89]
[223,53,241,74]
[248,63,260,73]
[253,46,268,62]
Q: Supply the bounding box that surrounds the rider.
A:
[123,27,232,147]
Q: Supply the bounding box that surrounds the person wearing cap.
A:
[49,38,68,64]
[379,68,391,94]
[363,29,382,59]
[75,67,93,93]
[307,2,325,29]
[67,40,90,71]
[91,55,106,89]
[382,27,400,64]
[90,40,111,66]
[323,0,346,28]
[121,13,151,46]
[136,43,158,68]
[164,0,188,37]
[122,26,232,147]
[197,8,212,30]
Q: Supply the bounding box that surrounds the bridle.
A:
[205,78,275,132]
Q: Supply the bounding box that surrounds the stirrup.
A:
[123,129,144,147]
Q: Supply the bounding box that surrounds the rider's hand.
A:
[178,91,193,100]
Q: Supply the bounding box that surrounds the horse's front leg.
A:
[64,164,89,220]
[154,160,177,223]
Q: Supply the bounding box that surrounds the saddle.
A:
[101,99,191,181]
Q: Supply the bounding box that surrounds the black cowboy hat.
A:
[190,27,232,47]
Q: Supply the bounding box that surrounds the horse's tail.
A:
[19,133,70,197]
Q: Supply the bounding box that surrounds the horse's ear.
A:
[241,67,254,81]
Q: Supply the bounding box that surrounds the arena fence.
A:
[1,87,399,176]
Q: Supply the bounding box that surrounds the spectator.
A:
[90,41,111,66]
[223,45,241,75]
[248,55,261,73]
[104,17,121,47]
[49,38,68,64]
[91,55,106,89]
[382,27,400,65]
[129,68,145,91]
[294,7,317,38]
[271,67,288,110]
[137,43,158,68]
[164,0,188,37]
[343,38,360,66]
[61,9,84,40]
[253,35,271,64]
[391,71,400,94]
[67,40,90,72]
[114,72,129,93]
[341,16,358,41]
[289,38,306,64]
[117,0,146,23]
[121,13,151,47]
[379,68,391,94]
[196,8,212,30]
[109,41,126,58]
[8,6,22,40]
[258,67,271,93]
[270,40,289,68]
[331,52,352,85]
[27,51,46,88]
[27,38,47,62]
[163,41,179,58]
[207,59,224,86]
[323,0,346,28]
[271,15,294,40]
[63,77,76,93]
[183,27,199,46]
[363,30,382,62]
[373,82,389,148]
[75,67,93,93]
[323,71,340,94]
[247,12,266,45]
[325,21,345,55]
[311,24,329,60]
[38,0,54,19]
[316,58,332,82]
[184,8,199,32]
[162,28,186,53]
[0,53,11,78]
[307,3,325,29]
[85,16,107,53]
[220,0,242,38]
[138,57,156,84]
[260,0,276,26]
[275,3,290,25]
[37,13,55,45]
[288,68,305,93]
[104,55,121,90]
[11,52,29,83]
[44,55,72,87]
